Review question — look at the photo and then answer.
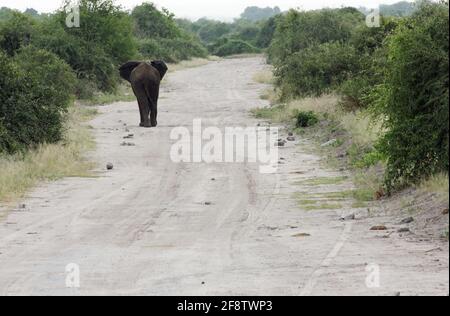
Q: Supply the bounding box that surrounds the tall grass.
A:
[418,173,449,205]
[0,105,97,203]
[253,69,275,84]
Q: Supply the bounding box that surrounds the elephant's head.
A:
[151,60,168,80]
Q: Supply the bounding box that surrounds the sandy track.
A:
[0,57,448,296]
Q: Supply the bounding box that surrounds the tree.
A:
[240,6,281,22]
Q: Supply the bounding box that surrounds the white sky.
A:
[0,0,414,20]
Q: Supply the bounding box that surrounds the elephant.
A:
[119,60,168,127]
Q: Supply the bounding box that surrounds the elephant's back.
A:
[130,63,159,85]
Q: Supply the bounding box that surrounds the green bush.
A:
[0,47,75,153]
[132,3,182,39]
[132,2,207,62]
[34,0,137,93]
[339,17,399,109]
[276,42,359,98]
[268,8,364,65]
[296,111,319,128]
[372,2,449,191]
[138,37,207,63]
[212,39,260,57]
[0,11,35,56]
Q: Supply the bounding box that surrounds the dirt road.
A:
[0,57,448,296]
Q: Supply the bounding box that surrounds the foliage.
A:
[296,111,319,128]
[276,42,359,98]
[240,6,281,22]
[268,8,365,65]
[372,1,449,191]
[132,2,181,39]
[359,1,417,17]
[0,11,35,56]
[0,47,76,153]
[210,38,260,57]
[0,7,15,21]
[132,3,207,62]
[138,37,207,63]
[34,0,137,92]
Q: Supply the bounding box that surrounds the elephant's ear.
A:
[119,61,141,82]
[151,60,168,80]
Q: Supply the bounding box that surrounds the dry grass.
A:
[418,173,449,204]
[80,84,135,106]
[0,105,97,204]
[253,91,382,148]
[253,69,275,84]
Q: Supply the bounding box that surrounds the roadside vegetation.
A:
[252,0,449,231]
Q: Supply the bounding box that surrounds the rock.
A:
[341,213,355,221]
[275,141,285,147]
[370,225,387,231]
[398,227,410,233]
[106,163,114,170]
[443,208,449,215]
[321,139,337,147]
[120,142,135,146]
[204,201,212,206]
[292,233,311,237]
[211,178,216,181]
[400,217,414,224]
[288,132,294,137]
[287,136,296,142]
[123,134,134,139]
[18,203,26,210]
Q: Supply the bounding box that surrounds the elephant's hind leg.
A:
[132,84,151,127]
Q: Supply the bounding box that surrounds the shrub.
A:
[132,3,181,39]
[339,17,399,109]
[372,2,449,191]
[268,8,364,65]
[296,111,319,128]
[0,47,76,153]
[212,39,260,57]
[0,11,35,56]
[34,0,137,93]
[276,42,359,98]
[138,37,207,63]
[132,2,207,63]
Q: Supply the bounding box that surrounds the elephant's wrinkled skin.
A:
[119,60,168,127]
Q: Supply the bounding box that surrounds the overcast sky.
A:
[1,0,413,20]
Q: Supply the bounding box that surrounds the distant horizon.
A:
[0,0,416,21]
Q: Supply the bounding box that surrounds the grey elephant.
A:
[119,60,168,127]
